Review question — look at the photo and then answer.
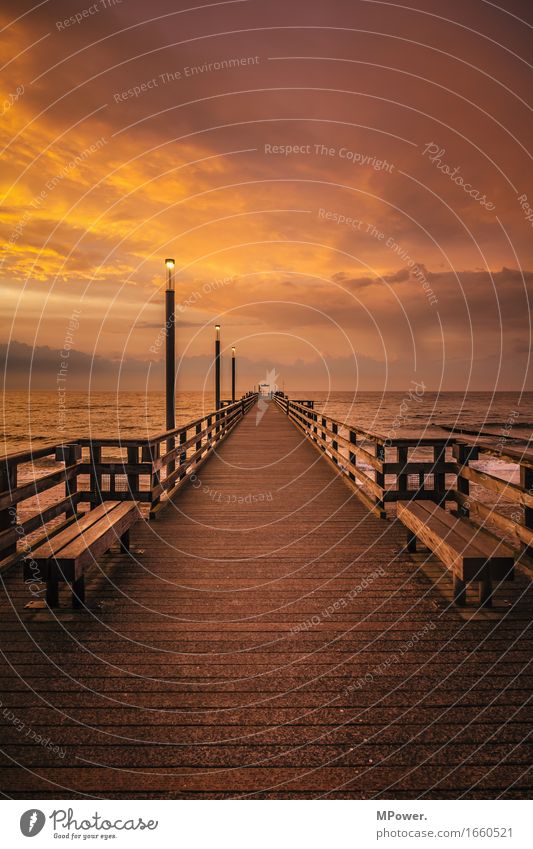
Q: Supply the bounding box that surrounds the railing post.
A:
[433,444,446,505]
[89,445,102,507]
[456,444,471,517]
[321,417,326,451]
[56,444,82,518]
[397,445,408,498]
[520,465,533,559]
[376,443,385,511]
[349,430,356,481]
[195,423,202,459]
[179,429,187,478]
[306,408,314,441]
[147,442,161,519]
[0,461,17,558]
[331,422,338,465]
[127,446,139,500]
[166,434,175,479]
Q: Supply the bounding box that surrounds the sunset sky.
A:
[1,0,532,392]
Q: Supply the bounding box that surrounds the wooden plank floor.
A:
[0,402,531,799]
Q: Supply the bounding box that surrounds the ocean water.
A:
[1,391,217,454]
[2,390,532,455]
[307,390,533,445]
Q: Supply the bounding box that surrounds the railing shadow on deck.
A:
[0,392,258,572]
[273,393,533,563]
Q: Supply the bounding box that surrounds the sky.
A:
[1,0,532,392]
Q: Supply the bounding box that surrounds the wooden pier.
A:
[0,397,532,798]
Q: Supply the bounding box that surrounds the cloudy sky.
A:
[1,0,532,391]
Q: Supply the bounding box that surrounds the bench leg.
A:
[479,576,493,608]
[72,576,85,610]
[406,530,417,553]
[119,529,130,553]
[453,576,467,606]
[46,569,59,608]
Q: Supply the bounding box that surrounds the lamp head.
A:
[232,346,235,356]
[215,324,220,340]
[165,258,175,269]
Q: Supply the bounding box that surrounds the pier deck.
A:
[0,402,531,798]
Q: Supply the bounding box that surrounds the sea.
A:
[2,390,532,455]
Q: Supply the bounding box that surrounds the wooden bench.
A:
[397,500,515,607]
[24,501,139,608]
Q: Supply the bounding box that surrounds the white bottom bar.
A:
[3,799,531,848]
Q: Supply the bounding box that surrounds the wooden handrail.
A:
[0,442,70,467]
[455,436,533,470]
[75,396,256,448]
[278,397,449,445]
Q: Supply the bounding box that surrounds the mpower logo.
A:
[20,810,45,836]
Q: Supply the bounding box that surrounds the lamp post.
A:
[231,346,236,402]
[165,258,175,471]
[215,324,221,410]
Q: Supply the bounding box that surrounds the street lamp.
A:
[165,257,175,282]
[165,259,176,472]
[231,346,236,402]
[215,325,221,410]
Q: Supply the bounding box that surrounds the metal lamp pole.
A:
[215,324,221,410]
[231,346,236,402]
[165,258,176,472]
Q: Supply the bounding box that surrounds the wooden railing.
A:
[0,393,258,571]
[273,395,453,517]
[453,438,533,558]
[3,391,531,575]
[0,442,83,573]
[273,395,533,562]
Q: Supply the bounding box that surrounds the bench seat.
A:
[24,500,138,608]
[397,500,515,606]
